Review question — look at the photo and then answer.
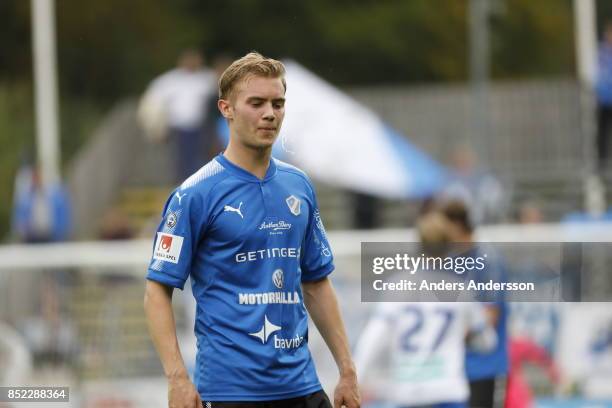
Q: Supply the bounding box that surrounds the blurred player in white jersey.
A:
[354,213,497,408]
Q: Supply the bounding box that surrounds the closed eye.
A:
[247,97,264,107]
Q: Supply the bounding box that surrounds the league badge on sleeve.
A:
[165,212,178,228]
[153,232,184,264]
[286,195,301,216]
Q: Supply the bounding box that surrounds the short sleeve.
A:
[146,188,207,289]
[300,185,334,282]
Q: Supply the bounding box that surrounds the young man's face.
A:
[223,75,286,151]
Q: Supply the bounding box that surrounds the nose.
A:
[262,102,275,121]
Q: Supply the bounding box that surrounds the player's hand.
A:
[168,374,202,408]
[333,371,361,408]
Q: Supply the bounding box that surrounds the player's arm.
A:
[465,303,498,353]
[144,279,202,408]
[302,277,360,408]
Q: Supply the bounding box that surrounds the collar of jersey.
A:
[216,153,277,183]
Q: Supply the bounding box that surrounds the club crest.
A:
[285,195,301,216]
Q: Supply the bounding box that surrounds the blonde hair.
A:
[218,52,286,100]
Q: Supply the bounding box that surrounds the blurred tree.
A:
[55,0,203,103]
[188,0,470,84]
[0,2,32,83]
[1,0,577,99]
[187,0,574,84]
[491,0,575,78]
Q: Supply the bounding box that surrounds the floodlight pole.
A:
[31,0,61,186]
[573,0,604,214]
[469,0,490,158]
[574,0,597,87]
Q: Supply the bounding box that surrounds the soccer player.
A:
[354,212,497,408]
[144,52,360,408]
[355,302,496,408]
[439,201,509,408]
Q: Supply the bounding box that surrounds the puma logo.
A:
[224,202,244,219]
[174,191,187,205]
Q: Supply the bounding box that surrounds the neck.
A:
[224,140,272,179]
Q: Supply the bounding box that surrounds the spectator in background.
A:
[595,21,612,171]
[438,146,508,225]
[439,201,509,408]
[12,164,71,243]
[11,162,76,366]
[516,200,544,225]
[138,49,215,182]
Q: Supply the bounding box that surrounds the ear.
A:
[218,99,233,120]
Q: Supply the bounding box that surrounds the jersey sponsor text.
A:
[259,220,292,235]
[235,247,300,263]
[274,334,304,349]
[239,291,301,305]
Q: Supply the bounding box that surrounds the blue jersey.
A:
[146,154,334,401]
[465,302,508,380]
[464,247,509,380]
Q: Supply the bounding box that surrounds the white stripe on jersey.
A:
[273,158,307,176]
[181,159,225,190]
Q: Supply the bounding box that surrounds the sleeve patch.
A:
[153,232,184,264]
